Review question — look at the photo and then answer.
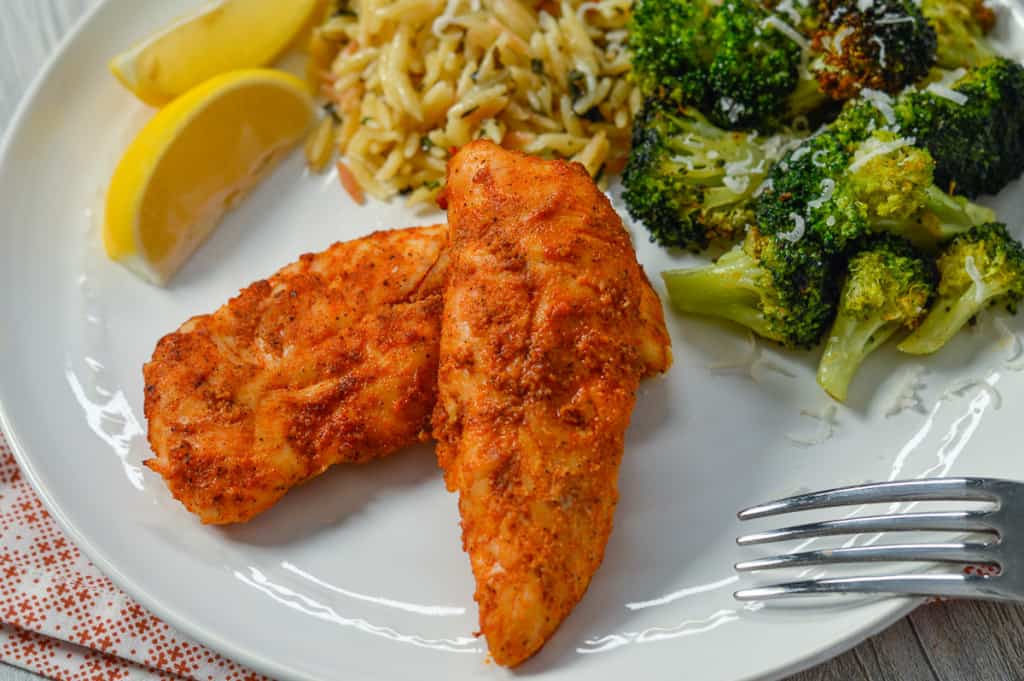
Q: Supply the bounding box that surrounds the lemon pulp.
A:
[104,69,314,285]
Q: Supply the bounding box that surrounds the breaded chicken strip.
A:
[433,142,672,667]
[144,225,448,524]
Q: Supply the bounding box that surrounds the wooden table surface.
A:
[1,1,1022,680]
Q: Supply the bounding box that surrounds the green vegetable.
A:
[630,0,826,130]
[920,0,997,69]
[811,0,937,100]
[756,128,995,254]
[622,102,796,250]
[817,234,936,401]
[661,228,838,348]
[899,223,1024,354]
[895,58,1024,199]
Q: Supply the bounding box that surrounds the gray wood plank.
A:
[853,617,939,681]
[786,648,870,681]
[790,617,941,681]
[909,601,1024,681]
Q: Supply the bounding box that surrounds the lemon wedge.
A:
[104,69,314,285]
[110,0,320,106]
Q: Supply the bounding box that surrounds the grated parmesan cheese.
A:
[993,316,1024,370]
[707,332,757,373]
[940,377,1002,410]
[848,135,915,172]
[870,35,887,67]
[761,15,810,49]
[791,146,812,162]
[775,0,802,23]
[860,88,896,125]
[708,332,796,382]
[882,365,928,417]
[807,178,836,210]
[786,404,839,447]
[831,25,854,56]
[723,174,752,194]
[926,83,968,105]
[877,13,917,25]
[778,213,806,242]
[683,133,705,148]
[761,13,810,82]
[722,152,760,194]
[753,177,774,197]
[719,96,747,125]
[964,255,986,303]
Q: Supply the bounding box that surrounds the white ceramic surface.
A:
[2,2,1024,680]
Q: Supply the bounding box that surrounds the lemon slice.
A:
[110,0,320,106]
[104,69,314,285]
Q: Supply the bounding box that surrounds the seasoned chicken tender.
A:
[433,141,672,667]
[144,225,448,524]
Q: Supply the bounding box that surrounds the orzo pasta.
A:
[309,0,639,205]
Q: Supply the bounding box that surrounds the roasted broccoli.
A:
[622,103,795,250]
[756,128,994,253]
[630,0,827,130]
[661,227,838,348]
[895,58,1024,199]
[755,130,861,252]
[899,223,1024,355]
[817,234,937,401]
[920,0,997,69]
[629,0,711,110]
[810,0,937,100]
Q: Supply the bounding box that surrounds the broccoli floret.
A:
[630,0,827,130]
[811,0,937,99]
[705,0,822,128]
[817,234,937,401]
[899,223,1024,355]
[921,0,997,69]
[755,130,862,252]
[629,0,711,108]
[849,133,996,247]
[895,59,1024,198]
[623,103,793,250]
[756,128,995,253]
[661,227,838,348]
[829,98,885,146]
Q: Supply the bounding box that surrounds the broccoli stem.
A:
[873,186,996,248]
[787,74,829,119]
[662,252,776,340]
[922,185,997,235]
[817,313,901,401]
[897,281,1003,354]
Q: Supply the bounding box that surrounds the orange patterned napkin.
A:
[0,437,264,681]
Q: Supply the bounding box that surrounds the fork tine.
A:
[738,478,1000,520]
[737,511,998,545]
[734,542,997,571]
[734,573,1004,601]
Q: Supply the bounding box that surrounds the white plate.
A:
[2,2,1024,680]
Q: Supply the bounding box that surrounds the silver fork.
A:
[732,478,1024,602]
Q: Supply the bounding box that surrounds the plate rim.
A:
[0,1,932,679]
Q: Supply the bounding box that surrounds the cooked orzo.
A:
[309,0,639,205]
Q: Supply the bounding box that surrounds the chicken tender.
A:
[144,225,448,524]
[433,141,672,667]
